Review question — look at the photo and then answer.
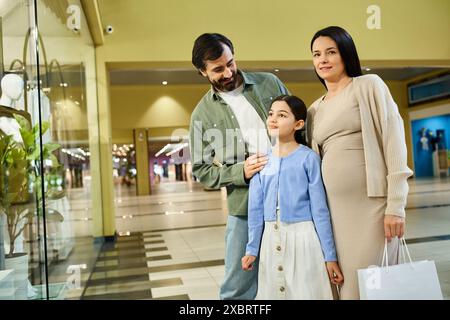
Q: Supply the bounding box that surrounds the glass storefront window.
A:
[1,0,101,300]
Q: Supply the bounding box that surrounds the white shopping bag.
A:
[358,238,443,300]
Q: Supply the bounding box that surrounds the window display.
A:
[0,0,101,300]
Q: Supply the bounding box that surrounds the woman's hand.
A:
[326,261,344,286]
[384,215,405,242]
[241,255,256,271]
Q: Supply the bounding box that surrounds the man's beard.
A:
[209,70,239,92]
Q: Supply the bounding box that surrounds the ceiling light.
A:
[165,211,185,215]
[166,143,189,156]
[155,144,171,157]
[162,81,168,85]
[274,69,279,72]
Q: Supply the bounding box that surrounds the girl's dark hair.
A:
[272,95,307,145]
[192,33,234,71]
[310,26,362,88]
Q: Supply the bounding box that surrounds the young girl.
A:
[241,95,344,300]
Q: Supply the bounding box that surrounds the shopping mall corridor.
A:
[59,178,450,300]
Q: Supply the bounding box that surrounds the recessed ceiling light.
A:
[365,68,371,71]
[274,69,279,72]
[162,81,168,85]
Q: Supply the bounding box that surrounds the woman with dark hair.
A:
[306,26,413,299]
[242,95,343,299]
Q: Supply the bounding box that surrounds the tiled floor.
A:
[43,177,450,300]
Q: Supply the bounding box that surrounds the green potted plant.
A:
[0,116,61,299]
[0,130,30,299]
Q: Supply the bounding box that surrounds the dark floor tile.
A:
[82,278,183,300]
[94,262,148,272]
[116,236,142,243]
[407,234,450,244]
[146,246,168,252]
[82,289,152,300]
[97,252,146,261]
[152,294,190,300]
[86,274,150,286]
[142,234,163,238]
[148,259,224,273]
[407,204,450,210]
[99,247,148,255]
[146,255,172,262]
[143,240,165,245]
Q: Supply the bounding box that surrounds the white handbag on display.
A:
[357,238,443,300]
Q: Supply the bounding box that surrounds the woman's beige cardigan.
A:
[306,74,413,218]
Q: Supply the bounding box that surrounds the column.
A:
[92,55,116,239]
[133,129,151,196]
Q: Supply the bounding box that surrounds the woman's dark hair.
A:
[310,26,362,88]
[192,33,234,71]
[272,95,307,145]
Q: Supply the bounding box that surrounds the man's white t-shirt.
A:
[219,85,270,155]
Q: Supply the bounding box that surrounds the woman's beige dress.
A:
[312,80,399,300]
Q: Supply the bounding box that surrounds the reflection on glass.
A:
[1,0,100,300]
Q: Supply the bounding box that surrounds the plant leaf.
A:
[44,143,60,153]
[14,114,30,131]
[49,154,59,167]
[27,147,41,161]
[40,121,50,136]
[20,129,34,149]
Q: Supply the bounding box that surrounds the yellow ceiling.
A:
[95,0,450,66]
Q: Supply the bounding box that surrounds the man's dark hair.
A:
[192,33,234,71]
[310,26,362,89]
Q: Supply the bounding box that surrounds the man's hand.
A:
[244,154,268,180]
[384,215,405,242]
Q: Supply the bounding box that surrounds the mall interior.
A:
[0,0,449,300]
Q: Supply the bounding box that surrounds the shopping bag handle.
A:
[381,238,389,268]
[381,237,413,268]
[399,237,414,265]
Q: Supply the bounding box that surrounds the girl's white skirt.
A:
[256,219,333,300]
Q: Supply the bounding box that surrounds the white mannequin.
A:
[28,87,51,144]
[0,74,25,143]
[0,74,23,106]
